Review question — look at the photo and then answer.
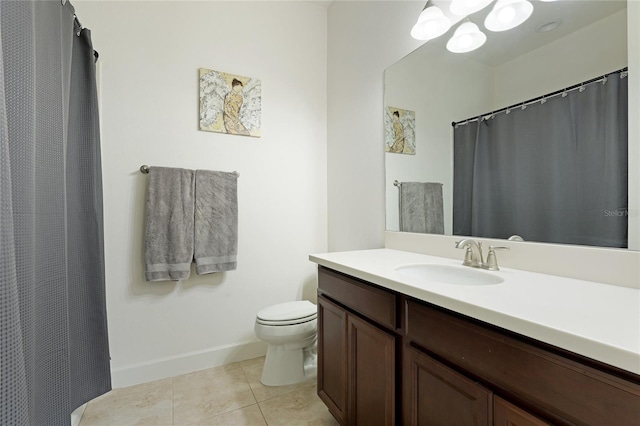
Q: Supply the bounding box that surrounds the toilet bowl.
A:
[254,300,318,386]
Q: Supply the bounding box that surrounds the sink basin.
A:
[395,264,504,286]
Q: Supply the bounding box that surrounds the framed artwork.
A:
[384,106,415,155]
[199,68,262,137]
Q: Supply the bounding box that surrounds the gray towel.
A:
[145,167,195,281]
[194,170,238,273]
[400,182,444,234]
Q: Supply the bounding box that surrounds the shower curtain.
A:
[1,1,111,425]
[453,70,628,247]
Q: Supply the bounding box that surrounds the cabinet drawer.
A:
[318,267,396,330]
[494,396,549,426]
[406,299,640,426]
[404,345,492,425]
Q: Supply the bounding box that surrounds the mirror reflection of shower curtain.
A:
[0,1,111,424]
[453,71,628,248]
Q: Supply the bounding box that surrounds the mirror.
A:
[384,0,638,249]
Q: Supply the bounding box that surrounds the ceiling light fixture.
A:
[411,1,452,41]
[446,20,487,53]
[484,0,533,32]
[450,0,494,16]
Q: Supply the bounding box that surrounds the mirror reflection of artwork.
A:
[199,68,261,137]
[385,106,415,155]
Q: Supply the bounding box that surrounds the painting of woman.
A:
[384,106,415,155]
[199,68,261,137]
[223,78,250,136]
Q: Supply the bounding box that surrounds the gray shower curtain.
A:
[453,70,628,248]
[1,1,111,425]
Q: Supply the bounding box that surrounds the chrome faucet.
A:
[455,239,484,268]
[455,239,510,270]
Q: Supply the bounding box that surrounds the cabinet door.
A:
[318,295,348,425]
[404,346,492,426]
[347,313,396,425]
[494,397,549,426]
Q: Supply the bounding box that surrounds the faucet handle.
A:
[483,245,510,271]
[462,247,474,266]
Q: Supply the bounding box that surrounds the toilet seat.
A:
[256,301,317,326]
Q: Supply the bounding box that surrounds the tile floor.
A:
[79,356,339,426]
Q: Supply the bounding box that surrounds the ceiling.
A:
[429,0,627,66]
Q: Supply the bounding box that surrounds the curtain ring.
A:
[74,15,83,36]
[579,84,585,93]
[602,76,608,85]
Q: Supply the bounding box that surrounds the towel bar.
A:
[139,165,239,177]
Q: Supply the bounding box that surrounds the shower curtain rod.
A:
[139,165,240,177]
[452,67,628,128]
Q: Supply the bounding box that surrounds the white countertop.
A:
[309,248,640,375]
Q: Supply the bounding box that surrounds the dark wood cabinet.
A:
[317,268,397,426]
[316,266,640,426]
[405,298,640,425]
[347,313,396,426]
[318,295,396,425]
[404,345,492,426]
[494,397,549,426]
[318,295,348,424]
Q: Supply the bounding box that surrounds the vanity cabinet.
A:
[317,295,348,424]
[404,345,492,425]
[316,266,640,426]
[405,298,640,425]
[317,268,397,426]
[493,397,549,426]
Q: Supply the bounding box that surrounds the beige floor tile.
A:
[190,404,267,426]
[78,358,335,426]
[79,378,173,426]
[258,384,339,426]
[173,365,257,424]
[241,358,315,403]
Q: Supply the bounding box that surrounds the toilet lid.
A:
[256,300,317,323]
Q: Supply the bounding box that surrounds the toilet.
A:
[254,300,318,386]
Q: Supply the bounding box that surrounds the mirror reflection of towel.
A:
[399,182,444,234]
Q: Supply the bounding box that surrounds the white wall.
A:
[327,0,424,251]
[75,0,327,387]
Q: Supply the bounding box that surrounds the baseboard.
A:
[110,339,268,388]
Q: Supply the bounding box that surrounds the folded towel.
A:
[194,170,238,274]
[145,167,195,281]
[400,182,444,234]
